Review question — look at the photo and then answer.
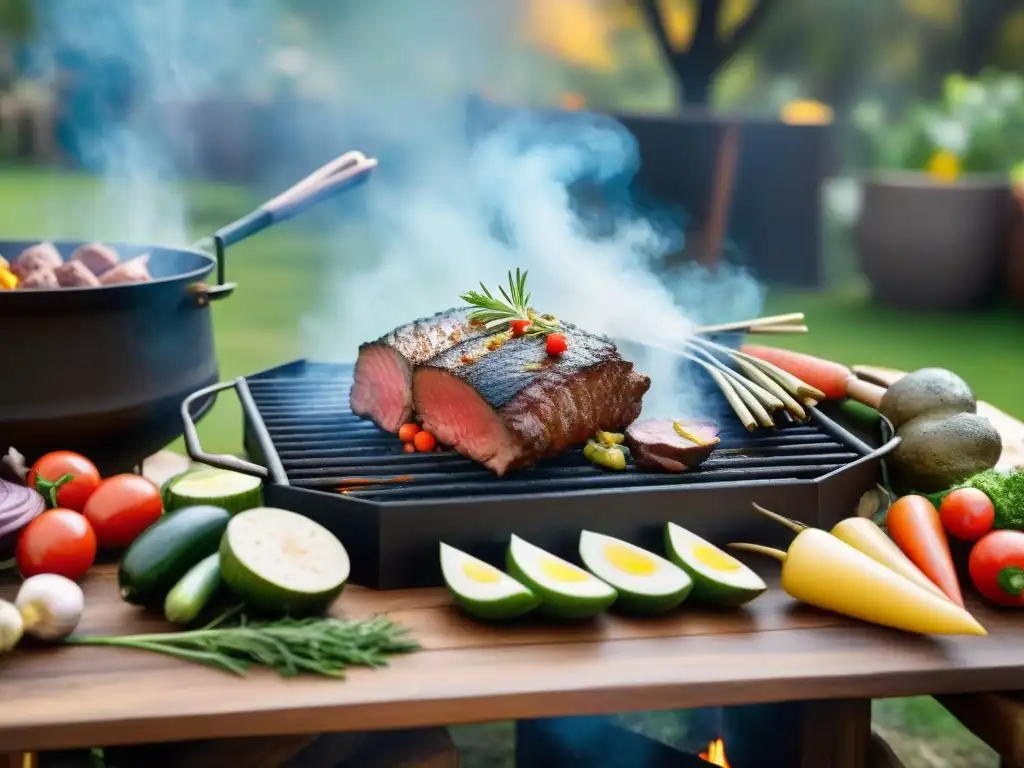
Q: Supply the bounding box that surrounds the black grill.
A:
[187,360,891,589]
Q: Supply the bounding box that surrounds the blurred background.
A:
[1,0,1022,765]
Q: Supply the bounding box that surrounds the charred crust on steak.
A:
[357,307,489,366]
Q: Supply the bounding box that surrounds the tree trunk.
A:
[677,65,714,106]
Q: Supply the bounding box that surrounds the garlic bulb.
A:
[0,599,23,652]
[15,574,85,641]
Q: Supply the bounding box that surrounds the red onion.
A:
[0,479,45,557]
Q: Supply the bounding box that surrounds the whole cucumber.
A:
[164,553,222,624]
[118,505,230,606]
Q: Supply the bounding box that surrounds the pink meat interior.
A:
[413,368,521,475]
[350,345,412,433]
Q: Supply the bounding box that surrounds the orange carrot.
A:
[886,495,964,607]
[740,344,852,400]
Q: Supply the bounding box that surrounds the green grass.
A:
[2,168,1014,765]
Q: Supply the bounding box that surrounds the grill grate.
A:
[242,361,867,504]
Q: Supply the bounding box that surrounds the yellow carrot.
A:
[730,530,986,636]
[750,504,949,601]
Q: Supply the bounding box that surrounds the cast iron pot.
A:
[0,150,377,475]
[855,171,1011,311]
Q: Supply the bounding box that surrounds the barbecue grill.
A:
[183,360,899,589]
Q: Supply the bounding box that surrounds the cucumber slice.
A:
[165,467,262,514]
[164,553,222,625]
[220,507,349,616]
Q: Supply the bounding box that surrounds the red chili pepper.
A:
[510,319,532,336]
[546,333,568,356]
[969,530,1024,606]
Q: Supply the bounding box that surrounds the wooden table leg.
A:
[800,699,872,768]
[1,754,35,768]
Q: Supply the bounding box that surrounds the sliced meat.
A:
[12,243,62,280]
[17,268,59,290]
[99,255,152,285]
[413,322,651,475]
[625,419,721,473]
[70,243,120,276]
[54,260,101,288]
[350,308,487,433]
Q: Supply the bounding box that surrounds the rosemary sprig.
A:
[460,268,559,334]
[63,610,419,678]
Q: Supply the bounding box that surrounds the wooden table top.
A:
[2,366,1022,754]
[2,565,1024,753]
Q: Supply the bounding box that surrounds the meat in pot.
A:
[11,243,61,281]
[54,260,101,288]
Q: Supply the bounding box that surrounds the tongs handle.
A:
[210,150,378,281]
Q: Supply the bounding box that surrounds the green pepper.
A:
[583,440,626,470]
[596,430,625,446]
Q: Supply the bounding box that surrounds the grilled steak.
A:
[413,322,651,475]
[350,308,487,433]
[625,419,720,473]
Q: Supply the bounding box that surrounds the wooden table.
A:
[2,371,1023,767]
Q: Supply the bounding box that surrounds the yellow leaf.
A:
[927,150,961,183]
[523,0,617,71]
[780,100,834,125]
[902,0,957,26]
[719,0,756,38]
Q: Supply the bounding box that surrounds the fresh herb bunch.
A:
[461,268,559,334]
[854,69,1024,176]
[64,609,419,677]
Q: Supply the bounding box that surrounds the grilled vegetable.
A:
[968,530,1024,606]
[739,345,850,400]
[163,467,263,515]
[730,528,986,635]
[749,504,948,601]
[118,505,231,606]
[583,440,626,470]
[939,488,995,542]
[220,507,350,616]
[165,554,222,625]
[15,573,85,641]
[886,495,964,607]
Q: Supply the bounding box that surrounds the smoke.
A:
[24,0,764,420]
[297,0,764,418]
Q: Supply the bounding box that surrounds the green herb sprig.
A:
[461,268,559,334]
[63,609,419,678]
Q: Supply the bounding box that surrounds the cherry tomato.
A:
[398,423,421,443]
[969,530,1024,606]
[403,442,416,454]
[16,508,97,581]
[27,451,101,512]
[413,431,437,452]
[546,333,568,356]
[510,319,532,337]
[940,487,995,542]
[82,474,163,549]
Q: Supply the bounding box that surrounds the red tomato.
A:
[413,430,437,452]
[16,508,97,581]
[82,474,163,549]
[402,442,416,454]
[546,333,568,356]
[969,530,1024,606]
[939,488,995,542]
[510,319,532,337]
[28,451,101,512]
[398,423,421,443]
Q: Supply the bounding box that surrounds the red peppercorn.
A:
[510,319,532,337]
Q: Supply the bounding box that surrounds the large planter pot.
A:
[855,172,1011,310]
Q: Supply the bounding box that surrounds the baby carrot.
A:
[887,495,964,607]
[740,345,852,400]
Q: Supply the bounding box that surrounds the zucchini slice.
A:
[165,467,262,514]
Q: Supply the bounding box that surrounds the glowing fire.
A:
[700,738,731,767]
